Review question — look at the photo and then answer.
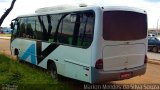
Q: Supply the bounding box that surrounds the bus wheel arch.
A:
[47,60,58,79]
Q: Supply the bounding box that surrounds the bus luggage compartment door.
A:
[102,44,145,71]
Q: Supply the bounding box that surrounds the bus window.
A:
[35,16,43,40]
[19,17,37,39]
[58,14,75,44]
[19,18,27,37]
[103,11,147,41]
[78,12,94,48]
[57,11,95,48]
[49,15,61,42]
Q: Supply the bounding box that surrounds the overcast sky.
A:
[0,0,160,29]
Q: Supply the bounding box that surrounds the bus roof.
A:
[102,6,146,14]
[17,5,146,18]
[17,5,100,18]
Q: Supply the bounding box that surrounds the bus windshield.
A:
[103,11,147,41]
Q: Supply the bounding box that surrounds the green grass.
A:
[0,34,11,37]
[0,54,70,90]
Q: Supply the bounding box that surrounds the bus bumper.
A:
[91,64,146,83]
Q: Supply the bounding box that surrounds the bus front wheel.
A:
[14,49,21,62]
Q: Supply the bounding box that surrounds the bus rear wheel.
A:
[49,62,58,80]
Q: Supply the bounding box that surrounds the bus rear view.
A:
[92,7,147,83]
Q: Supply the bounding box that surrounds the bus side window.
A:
[77,11,94,48]
[26,23,34,38]
[20,23,26,37]
[56,11,95,48]
[49,14,61,42]
[58,14,75,45]
[27,17,38,39]
[18,17,38,39]
[35,16,43,40]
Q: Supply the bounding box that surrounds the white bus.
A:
[10,5,147,83]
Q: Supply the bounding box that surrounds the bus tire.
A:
[48,61,58,80]
[14,49,21,62]
[14,48,19,55]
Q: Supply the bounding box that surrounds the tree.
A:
[0,0,16,26]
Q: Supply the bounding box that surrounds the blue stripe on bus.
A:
[21,44,36,65]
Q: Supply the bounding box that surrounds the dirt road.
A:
[112,63,160,84]
[147,52,160,61]
[0,39,10,55]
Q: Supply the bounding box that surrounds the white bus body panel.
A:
[11,39,37,64]
[103,41,146,71]
[11,38,92,82]
[38,45,92,82]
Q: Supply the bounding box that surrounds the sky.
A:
[0,0,160,29]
